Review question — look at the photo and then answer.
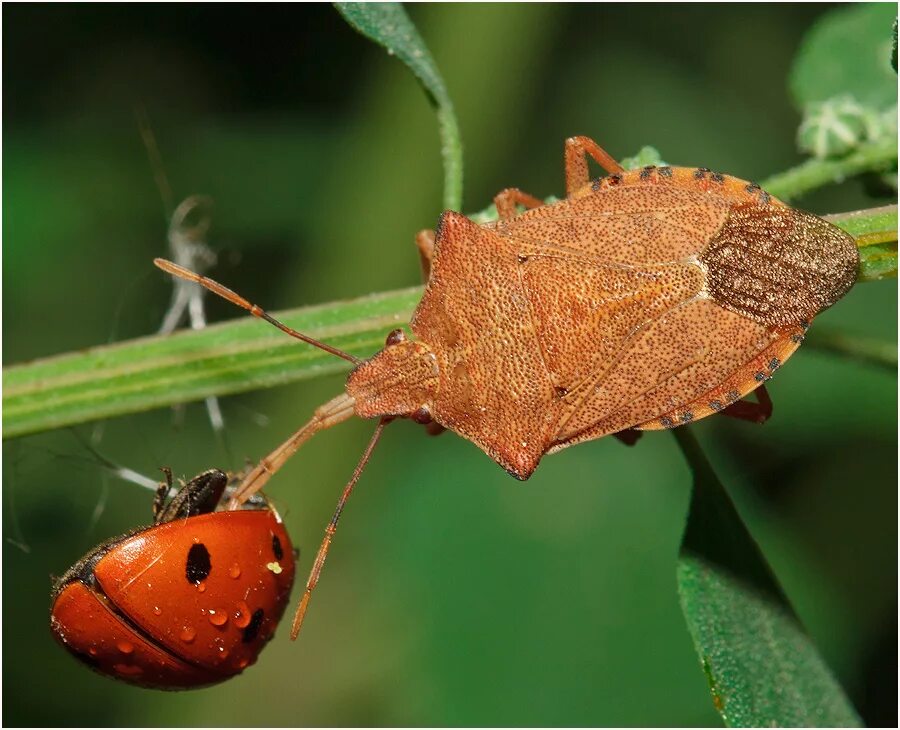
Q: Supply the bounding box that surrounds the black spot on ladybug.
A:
[710,172,725,184]
[660,416,674,428]
[639,166,654,180]
[754,371,767,382]
[709,400,724,411]
[186,543,211,584]
[272,535,284,561]
[242,609,265,643]
[768,357,780,372]
[658,166,673,177]
[591,178,602,192]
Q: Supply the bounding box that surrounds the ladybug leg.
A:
[719,385,773,424]
[493,188,545,221]
[416,229,436,281]
[564,136,624,196]
[290,418,388,640]
[152,467,174,521]
[612,428,642,446]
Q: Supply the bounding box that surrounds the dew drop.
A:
[152,606,162,616]
[237,658,250,669]
[88,647,98,657]
[113,663,143,676]
[197,582,207,593]
[208,610,228,627]
[229,563,242,579]
[117,640,134,655]
[179,626,197,643]
[233,600,252,628]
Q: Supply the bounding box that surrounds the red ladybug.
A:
[49,468,295,690]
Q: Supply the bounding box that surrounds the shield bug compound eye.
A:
[155,134,859,642]
[49,469,295,690]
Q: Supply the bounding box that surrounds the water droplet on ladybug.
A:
[113,663,143,676]
[152,606,162,616]
[117,640,134,655]
[88,647,98,657]
[237,658,250,669]
[233,600,252,628]
[197,581,207,593]
[180,626,197,643]
[229,563,242,579]
[208,610,228,627]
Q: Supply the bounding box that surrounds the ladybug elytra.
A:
[49,468,295,690]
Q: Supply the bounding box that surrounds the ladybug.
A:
[49,468,295,690]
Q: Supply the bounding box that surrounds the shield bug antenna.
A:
[154,258,397,639]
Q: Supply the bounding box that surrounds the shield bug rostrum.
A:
[155,135,859,641]
[50,468,295,689]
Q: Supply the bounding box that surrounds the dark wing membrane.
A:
[701,203,859,326]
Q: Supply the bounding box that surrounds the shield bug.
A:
[155,135,859,641]
[50,468,295,689]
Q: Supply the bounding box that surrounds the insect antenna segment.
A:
[153,258,360,364]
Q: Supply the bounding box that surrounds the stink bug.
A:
[156,135,859,641]
[50,469,295,689]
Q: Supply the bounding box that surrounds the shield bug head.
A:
[155,134,858,641]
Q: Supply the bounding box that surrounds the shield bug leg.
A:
[718,385,773,425]
[493,188,545,220]
[564,135,625,196]
[226,393,357,508]
[416,229,436,281]
[290,418,388,640]
[612,428,643,446]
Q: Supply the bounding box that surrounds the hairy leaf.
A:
[674,429,863,727]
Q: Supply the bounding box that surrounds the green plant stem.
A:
[334,2,463,211]
[2,204,894,440]
[3,287,422,439]
[761,137,898,201]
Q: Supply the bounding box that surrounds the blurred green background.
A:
[4,4,896,726]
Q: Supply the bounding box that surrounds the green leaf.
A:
[673,429,863,727]
[620,145,667,170]
[334,2,463,211]
[790,3,898,111]
[3,287,421,439]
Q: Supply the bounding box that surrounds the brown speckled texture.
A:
[347,150,859,479]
